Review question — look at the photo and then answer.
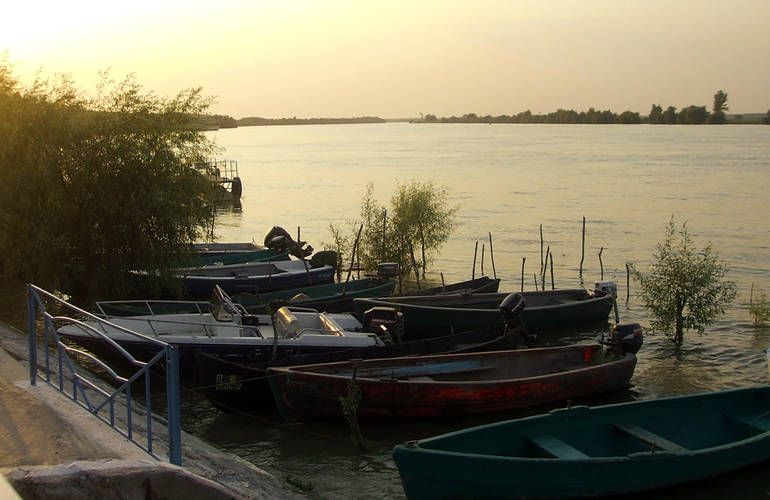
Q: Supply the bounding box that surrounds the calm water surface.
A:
[190,123,770,499]
[5,124,769,499]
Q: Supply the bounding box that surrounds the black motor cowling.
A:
[499,293,538,347]
[362,307,404,344]
[606,322,643,355]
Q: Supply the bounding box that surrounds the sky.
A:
[3,0,769,119]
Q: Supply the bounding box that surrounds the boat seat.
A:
[528,435,589,459]
[613,423,687,452]
[722,413,770,432]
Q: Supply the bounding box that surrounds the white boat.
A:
[57,286,382,379]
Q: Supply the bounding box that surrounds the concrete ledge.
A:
[5,460,240,500]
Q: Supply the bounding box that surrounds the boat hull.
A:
[233,278,397,314]
[353,289,614,340]
[195,326,522,412]
[268,345,636,420]
[181,264,335,297]
[393,386,770,499]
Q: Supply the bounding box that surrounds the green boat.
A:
[393,385,770,499]
[231,277,397,313]
[353,287,614,340]
[195,247,290,265]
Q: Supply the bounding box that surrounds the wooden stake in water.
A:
[542,246,550,289]
[488,232,497,279]
[551,254,556,290]
[539,224,544,277]
[598,247,604,281]
[521,257,526,292]
[580,216,586,282]
[472,241,479,279]
[626,263,631,303]
[344,224,363,293]
[481,243,485,276]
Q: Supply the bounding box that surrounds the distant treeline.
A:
[419,109,643,124]
[420,90,769,125]
[194,114,238,130]
[238,116,386,126]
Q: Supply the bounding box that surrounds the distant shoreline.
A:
[197,112,767,130]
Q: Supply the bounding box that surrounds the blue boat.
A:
[393,386,770,499]
[177,260,335,297]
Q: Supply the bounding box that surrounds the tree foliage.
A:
[707,90,729,124]
[629,218,737,346]
[0,59,218,299]
[326,182,457,284]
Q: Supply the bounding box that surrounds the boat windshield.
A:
[210,285,242,322]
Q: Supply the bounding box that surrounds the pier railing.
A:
[25,284,182,465]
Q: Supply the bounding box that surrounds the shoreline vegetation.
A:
[197,111,769,131]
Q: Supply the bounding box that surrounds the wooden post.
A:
[521,257,526,292]
[551,254,556,290]
[539,224,544,278]
[579,216,586,282]
[626,263,631,303]
[344,224,364,293]
[481,243,485,276]
[440,272,446,290]
[598,247,604,281]
[542,246,550,289]
[419,220,427,279]
[533,273,539,291]
[488,232,497,279]
[408,238,421,289]
[472,241,479,279]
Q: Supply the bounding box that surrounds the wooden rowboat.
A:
[267,328,640,420]
[393,385,770,499]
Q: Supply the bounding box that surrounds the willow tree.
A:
[326,181,457,284]
[0,59,217,299]
[629,218,736,346]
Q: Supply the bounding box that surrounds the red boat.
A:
[268,324,642,420]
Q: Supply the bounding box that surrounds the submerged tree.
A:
[326,181,457,285]
[0,58,217,299]
[629,218,736,346]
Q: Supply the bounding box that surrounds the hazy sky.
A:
[4,0,769,118]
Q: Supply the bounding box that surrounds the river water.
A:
[6,123,770,498]
[186,123,770,499]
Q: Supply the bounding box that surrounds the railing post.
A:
[165,346,182,465]
[26,284,37,386]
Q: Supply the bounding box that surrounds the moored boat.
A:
[178,259,335,297]
[195,293,530,412]
[57,286,383,379]
[232,277,397,314]
[267,322,642,420]
[353,283,614,340]
[393,385,770,500]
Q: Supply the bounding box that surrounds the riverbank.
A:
[0,321,307,500]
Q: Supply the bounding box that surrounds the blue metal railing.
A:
[26,284,182,465]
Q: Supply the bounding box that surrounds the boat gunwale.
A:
[396,385,770,459]
[268,344,636,386]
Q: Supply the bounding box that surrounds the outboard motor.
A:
[376,262,400,278]
[499,293,538,347]
[594,280,617,298]
[603,322,643,356]
[595,280,620,323]
[362,307,404,344]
